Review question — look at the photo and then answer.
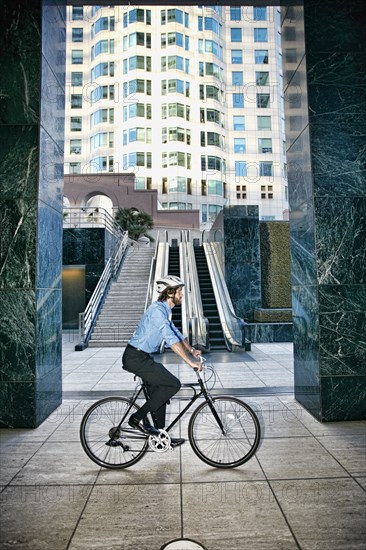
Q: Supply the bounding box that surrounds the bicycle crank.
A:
[148,429,171,453]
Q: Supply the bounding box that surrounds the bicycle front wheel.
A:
[188,397,261,468]
[80,397,148,469]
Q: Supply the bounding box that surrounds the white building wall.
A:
[65,5,288,227]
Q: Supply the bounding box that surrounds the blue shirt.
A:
[128,300,185,353]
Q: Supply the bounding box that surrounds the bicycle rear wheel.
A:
[80,397,148,469]
[188,396,260,468]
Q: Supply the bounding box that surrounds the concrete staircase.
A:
[88,245,154,347]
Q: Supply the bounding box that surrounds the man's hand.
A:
[190,360,203,372]
[191,348,202,360]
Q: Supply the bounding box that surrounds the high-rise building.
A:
[65,5,288,227]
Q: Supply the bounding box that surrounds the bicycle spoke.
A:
[188,397,260,468]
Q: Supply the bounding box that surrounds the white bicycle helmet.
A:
[156,275,184,293]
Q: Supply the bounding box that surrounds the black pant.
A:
[122,344,181,429]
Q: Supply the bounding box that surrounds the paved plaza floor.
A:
[0,333,365,549]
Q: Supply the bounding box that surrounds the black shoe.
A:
[128,414,160,436]
[170,437,185,448]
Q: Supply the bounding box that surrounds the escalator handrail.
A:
[185,239,209,350]
[203,242,246,349]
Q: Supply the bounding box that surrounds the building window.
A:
[258,138,272,153]
[161,8,184,25]
[257,93,270,108]
[256,71,269,85]
[71,50,83,64]
[255,50,269,64]
[72,28,83,42]
[92,16,115,37]
[123,103,152,121]
[254,28,268,42]
[169,176,187,193]
[123,152,152,169]
[230,28,242,42]
[71,94,82,109]
[233,115,245,131]
[70,117,82,131]
[230,6,241,21]
[70,139,81,154]
[231,49,243,64]
[257,116,271,130]
[232,93,244,108]
[234,138,246,153]
[235,161,247,178]
[207,180,223,196]
[91,61,114,81]
[232,71,244,86]
[69,162,81,174]
[260,161,273,176]
[253,6,267,21]
[71,72,83,86]
[123,79,151,97]
[124,8,151,27]
[72,7,83,20]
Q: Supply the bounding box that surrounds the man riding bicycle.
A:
[122,275,202,447]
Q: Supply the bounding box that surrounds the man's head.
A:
[156,275,184,306]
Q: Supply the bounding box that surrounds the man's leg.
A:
[123,346,180,428]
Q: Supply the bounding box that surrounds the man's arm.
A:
[171,341,202,371]
[181,339,202,360]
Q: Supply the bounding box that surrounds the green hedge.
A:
[260,222,291,308]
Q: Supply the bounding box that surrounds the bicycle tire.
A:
[188,396,261,468]
[80,397,148,469]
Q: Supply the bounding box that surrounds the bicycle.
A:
[80,358,261,469]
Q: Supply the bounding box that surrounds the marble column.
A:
[223,205,262,321]
[282,1,366,420]
[0,0,65,427]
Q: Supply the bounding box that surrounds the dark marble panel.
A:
[40,56,65,147]
[289,224,317,289]
[63,228,106,265]
[42,2,66,89]
[315,197,366,285]
[0,381,36,428]
[319,310,366,376]
[0,290,36,383]
[304,0,365,54]
[36,203,63,289]
[223,207,261,321]
[245,323,293,343]
[0,126,39,200]
[35,366,62,426]
[0,199,37,289]
[292,284,321,418]
[39,127,64,210]
[36,288,62,380]
[321,375,366,422]
[318,284,366,314]
[85,264,104,304]
[0,2,42,125]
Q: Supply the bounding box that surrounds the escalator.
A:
[194,245,227,350]
[168,245,182,332]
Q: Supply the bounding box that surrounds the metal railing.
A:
[203,242,246,349]
[144,230,167,313]
[72,209,129,350]
[63,207,123,238]
[180,232,209,350]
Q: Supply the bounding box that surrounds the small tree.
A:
[114,208,154,241]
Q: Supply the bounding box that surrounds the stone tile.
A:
[182,481,297,549]
[298,411,366,437]
[257,437,348,480]
[9,442,100,485]
[96,447,181,485]
[356,477,366,490]
[271,478,366,550]
[0,484,90,550]
[180,442,265,483]
[68,484,181,550]
[316,435,366,476]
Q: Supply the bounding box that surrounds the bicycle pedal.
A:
[148,429,171,453]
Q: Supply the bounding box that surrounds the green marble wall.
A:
[0,0,65,427]
[63,228,117,310]
[283,1,366,420]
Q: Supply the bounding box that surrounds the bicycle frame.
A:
[114,371,226,440]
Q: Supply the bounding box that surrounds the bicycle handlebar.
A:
[193,355,207,375]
